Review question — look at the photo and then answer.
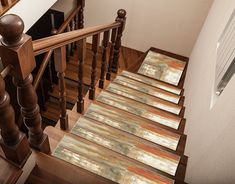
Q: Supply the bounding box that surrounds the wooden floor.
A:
[41,44,144,126]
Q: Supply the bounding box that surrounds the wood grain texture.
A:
[0,0,19,17]
[0,156,23,184]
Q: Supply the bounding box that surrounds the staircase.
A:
[27,45,189,183]
[0,4,189,184]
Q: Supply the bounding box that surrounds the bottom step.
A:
[53,135,175,184]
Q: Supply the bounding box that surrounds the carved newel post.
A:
[0,14,50,153]
[111,9,127,73]
[0,76,31,167]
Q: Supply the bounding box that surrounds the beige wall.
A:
[84,0,213,57]
[184,0,235,183]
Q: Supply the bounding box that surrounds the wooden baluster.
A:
[66,25,70,61]
[111,9,127,73]
[54,46,68,130]
[99,31,110,88]
[77,0,85,29]
[106,28,117,80]
[0,14,50,154]
[69,21,74,56]
[77,38,86,113]
[76,0,85,65]
[89,34,100,100]
[1,0,9,7]
[0,75,31,167]
[73,16,78,50]
[39,79,47,111]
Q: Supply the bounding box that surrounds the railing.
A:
[32,9,126,130]
[0,0,19,16]
[33,3,84,90]
[0,7,126,167]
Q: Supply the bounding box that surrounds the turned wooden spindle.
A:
[99,31,110,88]
[77,0,86,78]
[77,0,85,29]
[77,38,86,113]
[73,16,78,50]
[89,34,100,100]
[1,0,9,7]
[69,21,75,56]
[0,14,50,154]
[66,25,71,61]
[0,75,31,167]
[106,28,117,80]
[54,46,68,130]
[111,9,127,73]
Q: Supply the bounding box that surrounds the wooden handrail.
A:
[33,22,121,56]
[0,0,19,17]
[57,6,81,34]
[33,6,82,89]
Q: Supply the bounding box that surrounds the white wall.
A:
[51,0,76,19]
[184,0,235,183]
[84,0,213,57]
[4,0,57,32]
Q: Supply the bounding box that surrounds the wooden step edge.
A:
[96,90,186,133]
[72,82,186,135]
[48,86,77,105]
[101,81,183,119]
[120,70,184,95]
[137,72,185,93]
[0,156,23,184]
[31,151,113,184]
[56,107,188,162]
[45,126,186,182]
[104,83,186,118]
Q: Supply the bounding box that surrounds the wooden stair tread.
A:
[41,101,61,123]
[120,70,182,95]
[137,50,187,86]
[65,61,101,85]
[72,82,186,135]
[26,165,71,184]
[96,91,183,130]
[84,103,180,151]
[0,156,22,184]
[49,84,78,104]
[49,83,80,105]
[45,126,178,184]
[71,116,183,176]
[30,151,113,184]
[114,75,182,104]
[106,82,183,115]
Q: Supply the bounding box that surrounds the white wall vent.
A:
[215,10,235,95]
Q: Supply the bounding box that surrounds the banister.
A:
[33,22,121,56]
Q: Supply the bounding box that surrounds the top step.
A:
[120,71,182,95]
[137,50,187,86]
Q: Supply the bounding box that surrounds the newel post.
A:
[0,76,31,167]
[111,9,127,73]
[0,14,50,154]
